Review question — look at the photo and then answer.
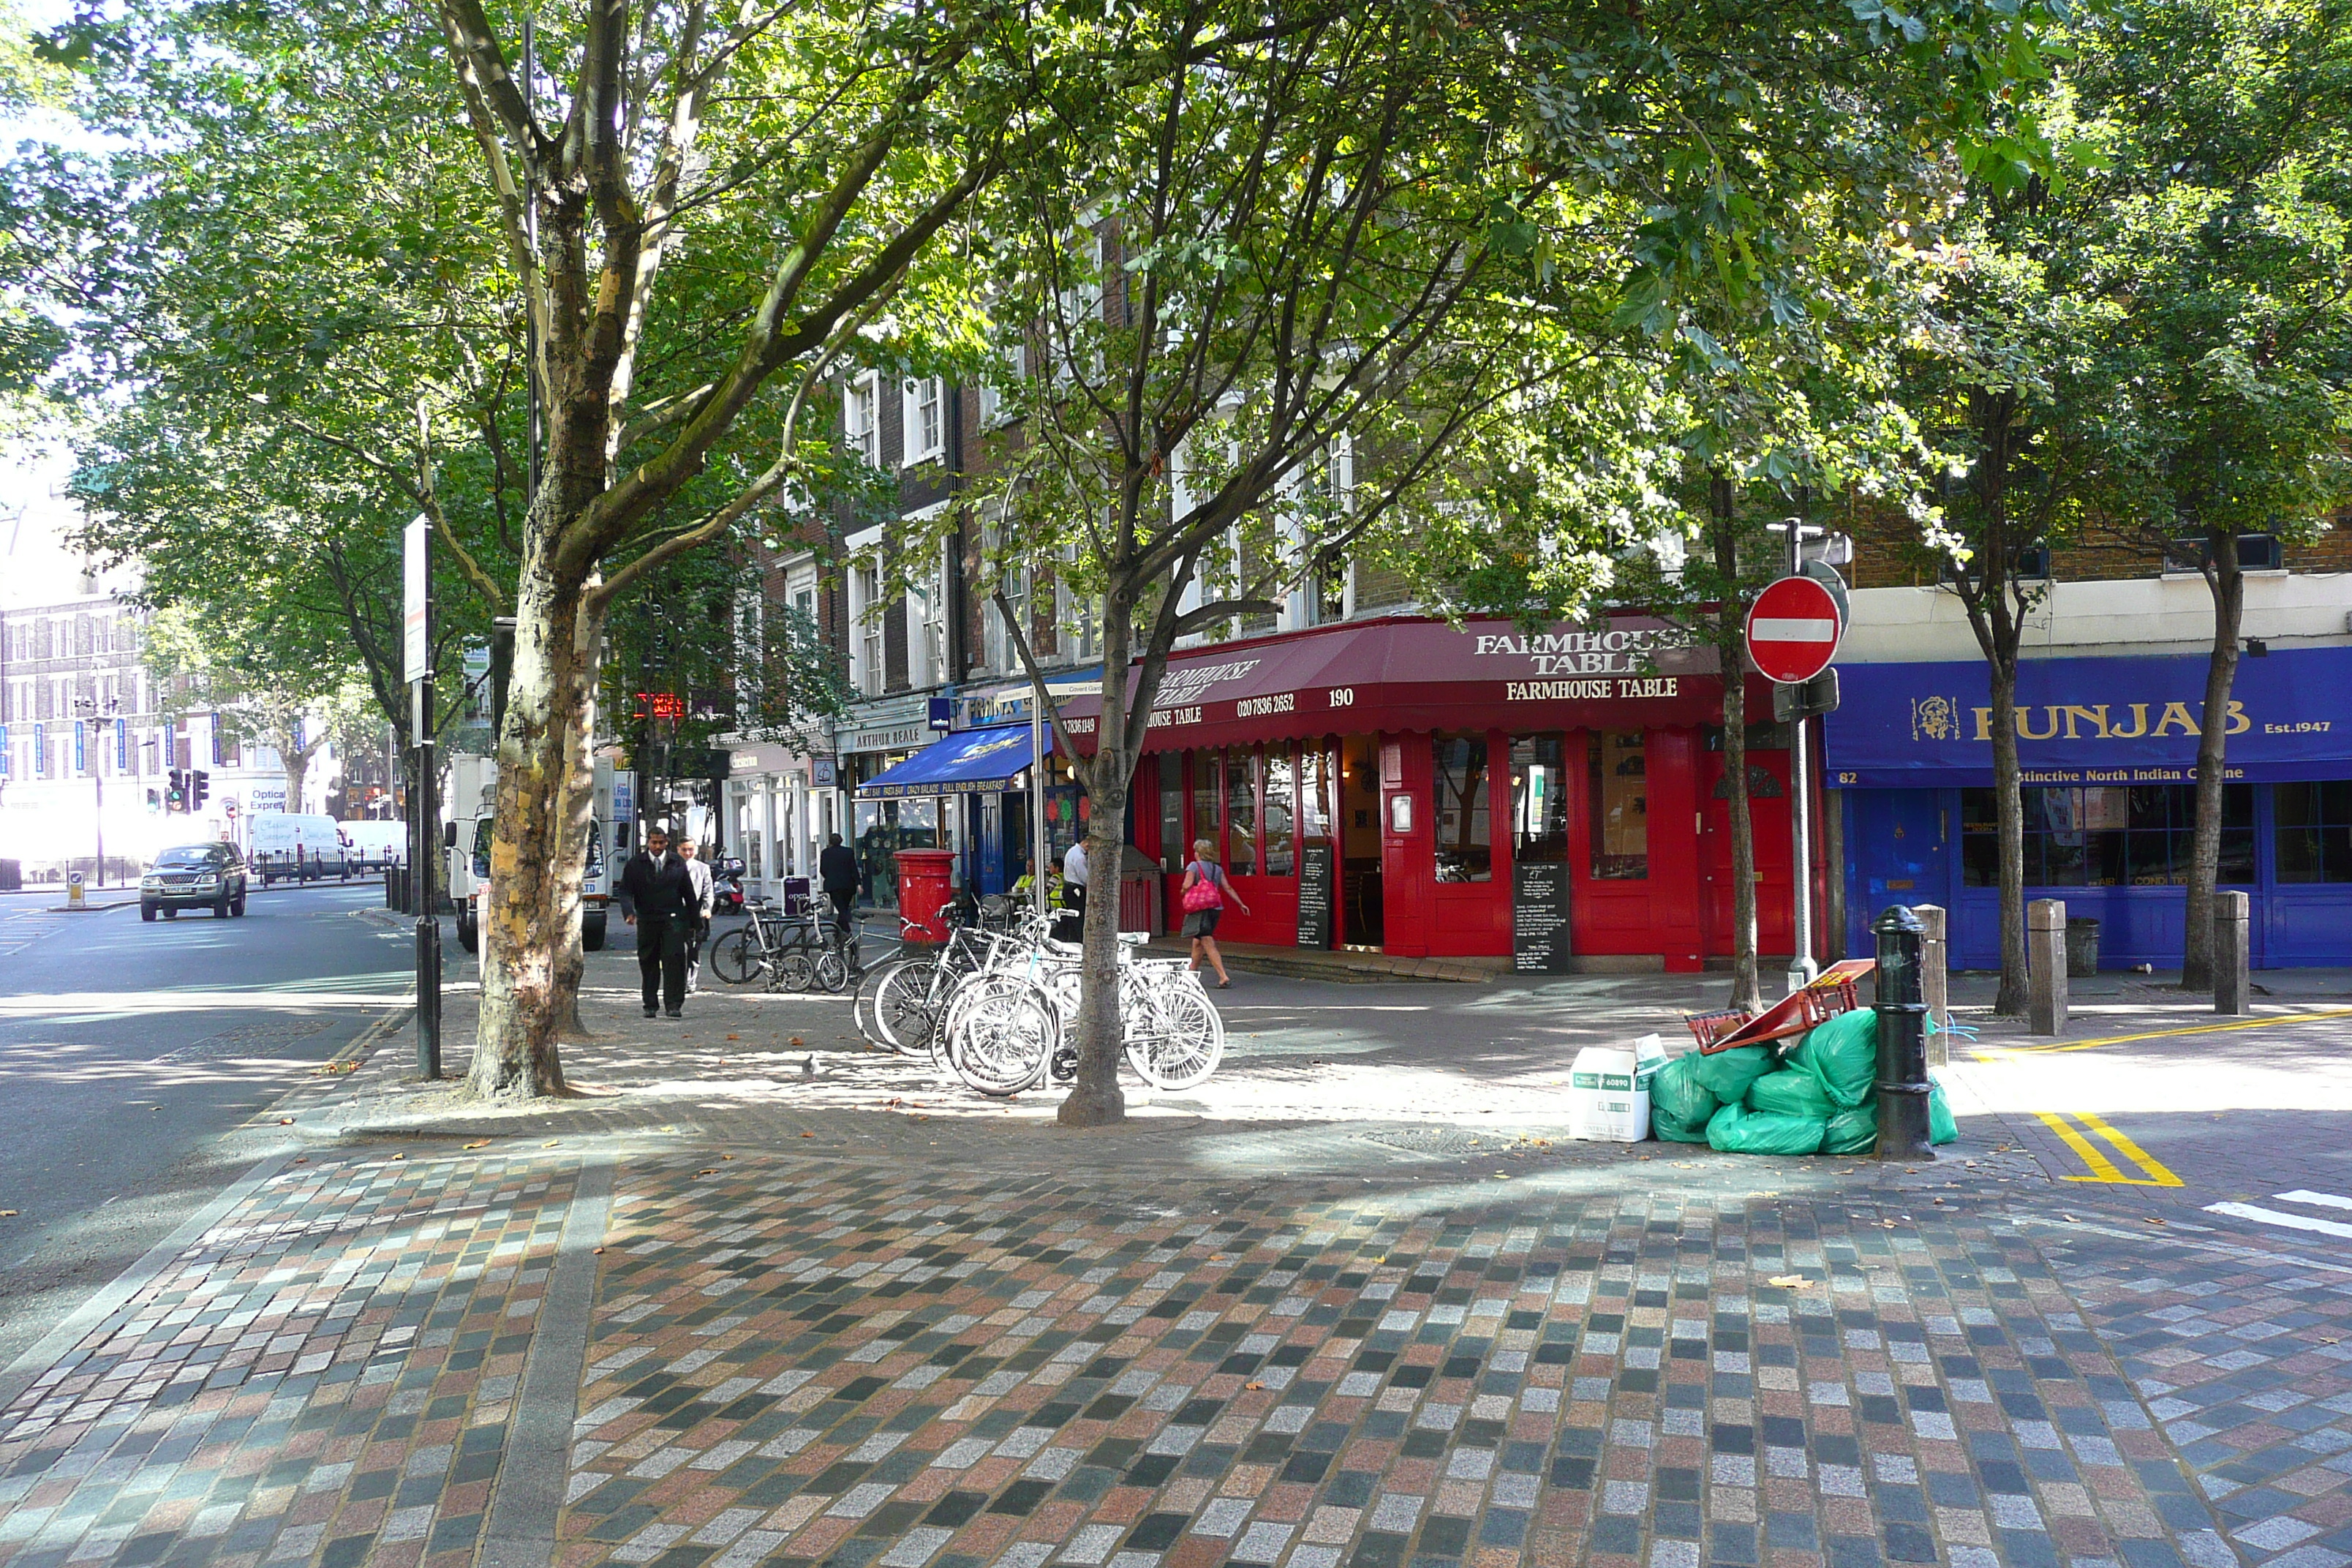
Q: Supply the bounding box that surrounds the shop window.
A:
[1264,749,1296,875]
[1190,750,1221,867]
[1588,730,1648,880]
[1432,735,1492,882]
[1226,750,1259,875]
[1510,735,1569,863]
[1158,754,1185,874]
[1960,784,2253,886]
[2275,780,2352,883]
[1299,746,1333,844]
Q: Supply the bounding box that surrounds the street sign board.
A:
[403,516,430,685]
[1772,668,1841,723]
[1745,575,1844,685]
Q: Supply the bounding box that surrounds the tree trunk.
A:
[1989,656,2029,1017]
[1059,594,1134,1129]
[1709,478,1763,1013]
[2180,542,2244,991]
[467,546,590,1100]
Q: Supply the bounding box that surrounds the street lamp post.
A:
[72,696,120,887]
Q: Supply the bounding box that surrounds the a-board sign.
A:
[1297,843,1335,950]
[1513,859,1572,973]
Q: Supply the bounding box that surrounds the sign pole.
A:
[404,516,443,1079]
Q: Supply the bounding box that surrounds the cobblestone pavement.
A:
[0,1149,577,1568]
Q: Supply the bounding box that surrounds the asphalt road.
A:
[0,881,413,1369]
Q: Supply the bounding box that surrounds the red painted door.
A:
[1379,736,1433,957]
[1700,745,1795,960]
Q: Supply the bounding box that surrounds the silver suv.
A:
[141,843,249,920]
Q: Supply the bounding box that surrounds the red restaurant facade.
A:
[1060,615,1815,972]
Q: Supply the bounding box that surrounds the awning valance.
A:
[855,725,1036,799]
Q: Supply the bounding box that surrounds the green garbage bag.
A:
[1785,1007,1878,1109]
[1929,1075,1958,1145]
[1648,1054,1719,1143]
[1705,1102,1828,1156]
[1822,1101,1877,1156]
[1746,1068,1832,1120]
[1689,1044,1774,1102]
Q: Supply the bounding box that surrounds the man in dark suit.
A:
[819,832,861,940]
[618,826,696,1018]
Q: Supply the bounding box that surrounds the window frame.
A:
[843,372,881,468]
[900,374,946,467]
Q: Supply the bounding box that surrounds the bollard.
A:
[1872,905,1936,1161]
[1912,904,1950,1067]
[2028,897,2068,1037]
[2214,890,2251,1014]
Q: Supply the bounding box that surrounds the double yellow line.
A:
[1978,1006,2352,1058]
[2032,1111,2184,1186]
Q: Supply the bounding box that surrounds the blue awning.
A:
[856,725,1037,799]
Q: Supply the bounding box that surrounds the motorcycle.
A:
[710,856,747,916]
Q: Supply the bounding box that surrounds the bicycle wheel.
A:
[1125,978,1224,1090]
[769,951,815,992]
[814,946,852,994]
[946,976,1056,1096]
[709,927,760,986]
[872,958,943,1055]
[852,960,898,1047]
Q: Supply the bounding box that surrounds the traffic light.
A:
[167,768,186,810]
[191,769,211,810]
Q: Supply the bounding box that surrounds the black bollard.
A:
[1872,905,1935,1161]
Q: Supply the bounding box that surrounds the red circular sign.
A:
[1744,576,1844,684]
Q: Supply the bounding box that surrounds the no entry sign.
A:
[1745,574,1844,684]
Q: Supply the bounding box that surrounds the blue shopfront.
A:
[1827,648,2352,970]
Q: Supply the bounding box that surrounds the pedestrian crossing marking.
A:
[2204,1196,2352,1241]
[1979,1006,2352,1058]
[2035,1110,2185,1186]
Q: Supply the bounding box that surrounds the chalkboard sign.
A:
[1297,844,1335,950]
[1514,860,1572,972]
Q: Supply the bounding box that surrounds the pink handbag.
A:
[1180,864,1224,913]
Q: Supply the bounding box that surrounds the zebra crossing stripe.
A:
[2275,1189,2352,1212]
[2192,1203,2352,1241]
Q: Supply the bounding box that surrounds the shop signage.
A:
[845,724,927,753]
[1472,626,1684,676]
[1824,649,2352,788]
[811,758,837,788]
[1513,860,1572,972]
[1297,844,1335,949]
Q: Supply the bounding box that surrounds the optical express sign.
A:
[1824,649,2351,788]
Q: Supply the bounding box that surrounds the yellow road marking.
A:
[2034,1109,2186,1186]
[1975,1006,2352,1059]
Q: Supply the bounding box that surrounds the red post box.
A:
[894,848,958,946]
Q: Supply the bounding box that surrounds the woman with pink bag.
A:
[1178,837,1250,988]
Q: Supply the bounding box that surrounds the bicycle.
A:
[708,895,824,990]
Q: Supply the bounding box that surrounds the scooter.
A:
[710,856,747,915]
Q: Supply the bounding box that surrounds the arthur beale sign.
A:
[1826,650,2351,788]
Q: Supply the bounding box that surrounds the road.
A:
[0,880,412,1369]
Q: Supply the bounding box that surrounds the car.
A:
[140,843,249,921]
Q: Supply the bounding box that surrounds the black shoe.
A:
[644,1006,659,1018]
[664,1009,683,1019]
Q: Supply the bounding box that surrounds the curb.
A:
[47,898,139,913]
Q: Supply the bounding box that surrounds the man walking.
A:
[678,836,716,993]
[819,832,860,941]
[1062,837,1090,921]
[618,826,694,1019]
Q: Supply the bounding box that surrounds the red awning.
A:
[1059,614,1760,754]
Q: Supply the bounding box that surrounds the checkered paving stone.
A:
[2040,1225,2352,1568]
[559,1156,2231,1568]
[0,1152,577,1568]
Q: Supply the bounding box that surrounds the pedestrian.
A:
[677,836,715,993]
[617,826,695,1019]
[819,832,860,941]
[1062,837,1090,923]
[1179,836,1248,989]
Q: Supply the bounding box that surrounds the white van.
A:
[449,757,614,954]
[246,813,353,885]
[341,820,407,870]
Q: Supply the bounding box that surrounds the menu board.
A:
[1297,844,1335,950]
[1514,860,1572,972]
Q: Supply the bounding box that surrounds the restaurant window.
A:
[1299,745,1333,843]
[1511,734,1569,864]
[1960,784,2255,886]
[1264,748,1297,875]
[1432,735,1492,882]
[1159,753,1186,873]
[1226,750,1259,875]
[1589,729,1648,879]
[2277,780,2352,883]
[1190,750,1221,867]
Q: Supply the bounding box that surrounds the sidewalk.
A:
[1,959,2348,1568]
